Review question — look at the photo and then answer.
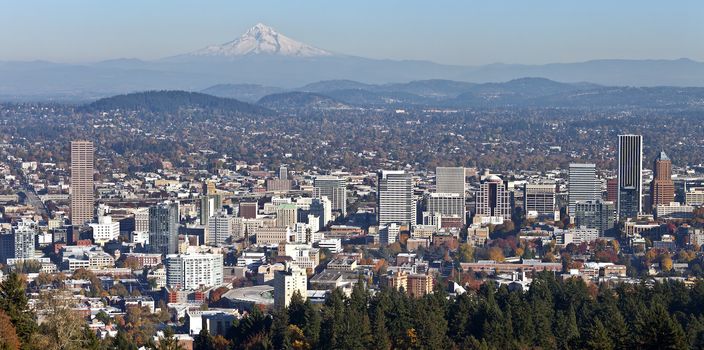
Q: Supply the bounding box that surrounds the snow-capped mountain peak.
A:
[190,23,332,58]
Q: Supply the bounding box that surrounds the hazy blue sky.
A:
[0,1,701,65]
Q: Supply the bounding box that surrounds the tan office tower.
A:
[70,141,94,226]
[650,151,675,208]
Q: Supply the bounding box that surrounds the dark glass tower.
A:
[617,135,643,219]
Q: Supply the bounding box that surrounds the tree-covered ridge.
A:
[194,273,704,350]
[256,91,350,110]
[83,90,271,115]
[3,271,704,349]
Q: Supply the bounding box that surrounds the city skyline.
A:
[1,3,703,349]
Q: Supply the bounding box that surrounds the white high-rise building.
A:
[436,166,466,224]
[278,243,320,270]
[165,253,224,290]
[207,210,234,246]
[568,163,600,216]
[426,193,464,223]
[306,214,320,235]
[89,215,120,245]
[377,170,413,226]
[618,134,643,219]
[313,176,347,216]
[274,262,307,308]
[0,219,36,264]
[294,222,323,244]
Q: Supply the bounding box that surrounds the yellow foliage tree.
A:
[661,255,674,271]
[488,247,505,262]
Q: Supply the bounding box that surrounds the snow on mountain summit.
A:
[190,23,333,58]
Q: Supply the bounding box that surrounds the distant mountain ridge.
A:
[201,83,284,102]
[2,23,704,101]
[78,78,704,113]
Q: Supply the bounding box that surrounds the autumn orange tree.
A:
[0,309,21,350]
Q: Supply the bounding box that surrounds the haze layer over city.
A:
[1,2,704,350]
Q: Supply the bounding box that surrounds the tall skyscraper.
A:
[618,134,643,219]
[377,170,413,226]
[435,166,466,224]
[313,176,347,216]
[650,151,675,209]
[436,167,465,195]
[148,202,179,255]
[279,166,288,180]
[568,163,599,216]
[475,175,511,221]
[70,140,94,226]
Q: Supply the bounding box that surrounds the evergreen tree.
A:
[603,307,629,350]
[386,287,413,348]
[81,326,104,350]
[287,291,306,327]
[318,288,345,349]
[583,320,613,350]
[229,307,272,347]
[110,330,138,350]
[481,294,511,349]
[528,286,557,348]
[271,307,291,350]
[194,329,214,350]
[686,315,704,349]
[554,305,580,350]
[633,302,687,350]
[447,293,476,343]
[341,282,372,349]
[301,299,320,348]
[506,291,534,347]
[413,293,450,349]
[0,272,36,345]
[152,327,184,350]
[371,305,391,350]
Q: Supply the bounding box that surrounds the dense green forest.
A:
[195,273,704,350]
[3,271,704,349]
